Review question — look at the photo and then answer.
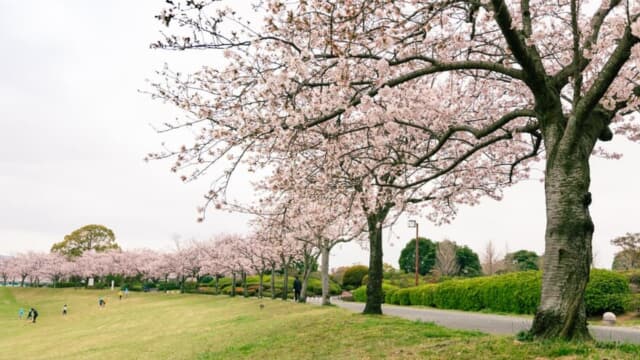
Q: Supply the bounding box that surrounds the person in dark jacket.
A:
[29,308,38,323]
[293,276,302,302]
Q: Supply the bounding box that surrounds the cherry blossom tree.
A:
[234,233,274,298]
[128,249,163,282]
[39,253,69,288]
[150,0,640,339]
[196,241,226,294]
[148,0,536,316]
[0,257,9,286]
[275,191,365,304]
[208,234,253,297]
[10,252,41,287]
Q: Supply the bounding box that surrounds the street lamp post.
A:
[408,220,419,286]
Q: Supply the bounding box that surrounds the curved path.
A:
[328,299,640,344]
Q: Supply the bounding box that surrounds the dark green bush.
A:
[304,277,342,296]
[342,265,369,288]
[354,270,630,316]
[585,269,631,315]
[157,282,180,291]
[53,282,78,288]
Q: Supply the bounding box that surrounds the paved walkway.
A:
[328,299,640,344]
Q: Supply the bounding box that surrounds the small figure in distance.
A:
[26,308,33,321]
[62,304,68,316]
[18,307,25,320]
[124,287,129,297]
[293,275,302,302]
[29,308,38,323]
[98,297,106,308]
[118,290,123,300]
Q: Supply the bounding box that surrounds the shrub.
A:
[584,269,631,315]
[352,286,366,302]
[396,288,411,305]
[342,265,369,288]
[626,270,640,285]
[385,287,398,303]
[304,277,342,296]
[157,282,180,291]
[352,283,399,303]
[368,270,629,316]
[211,274,342,297]
[54,282,78,288]
[625,293,640,313]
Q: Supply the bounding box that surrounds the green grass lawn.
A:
[1,287,639,359]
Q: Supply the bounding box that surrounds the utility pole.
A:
[408,220,419,286]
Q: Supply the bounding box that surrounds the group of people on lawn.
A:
[18,287,130,323]
[19,282,303,324]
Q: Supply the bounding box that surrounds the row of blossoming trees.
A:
[146,0,640,340]
[0,227,349,303]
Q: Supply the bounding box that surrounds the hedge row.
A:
[354,270,631,316]
[352,283,399,302]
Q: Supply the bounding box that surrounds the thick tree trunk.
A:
[320,245,331,305]
[270,265,276,299]
[364,208,389,314]
[214,275,219,295]
[258,271,264,298]
[530,111,603,340]
[282,265,289,301]
[231,272,236,297]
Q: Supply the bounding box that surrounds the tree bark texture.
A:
[299,252,314,303]
[321,245,331,305]
[270,265,276,299]
[242,271,248,297]
[530,110,605,340]
[364,207,389,314]
[231,272,236,297]
[282,265,289,301]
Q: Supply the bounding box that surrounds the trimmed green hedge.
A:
[352,283,399,303]
[585,270,631,315]
[358,270,630,316]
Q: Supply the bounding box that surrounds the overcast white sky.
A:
[0,1,638,270]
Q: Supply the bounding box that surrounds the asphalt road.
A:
[329,300,640,344]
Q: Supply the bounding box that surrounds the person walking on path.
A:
[293,276,302,302]
[62,304,68,316]
[18,308,25,320]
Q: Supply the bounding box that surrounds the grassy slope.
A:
[0,288,638,360]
